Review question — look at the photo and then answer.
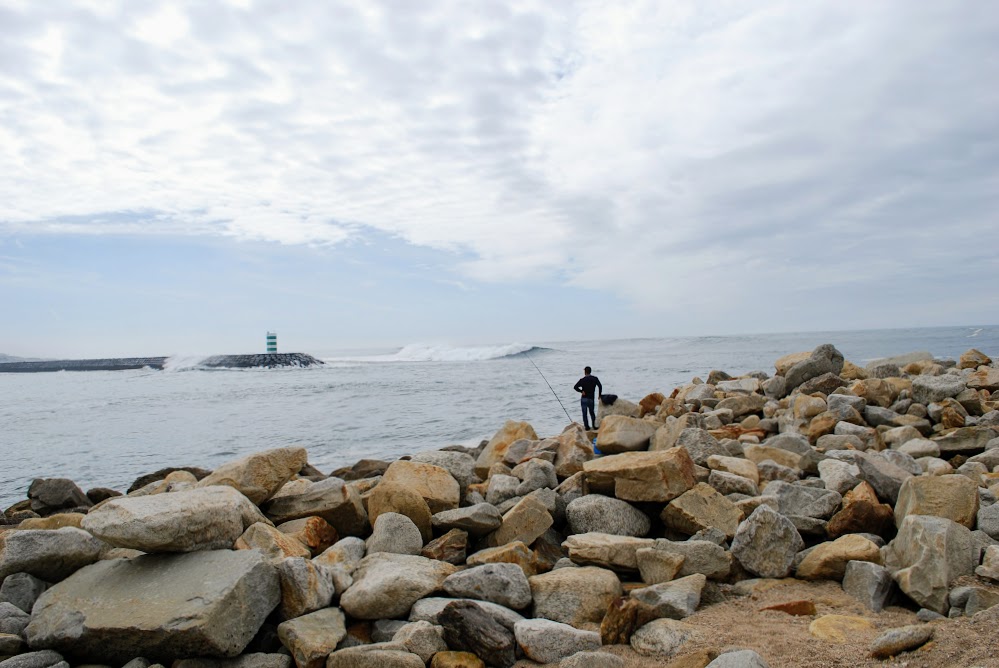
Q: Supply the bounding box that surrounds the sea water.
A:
[1,325,996,508]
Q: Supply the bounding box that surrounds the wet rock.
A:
[276,607,346,668]
[730,505,803,578]
[339,553,457,620]
[514,619,600,663]
[0,527,103,581]
[25,550,279,663]
[27,479,92,516]
[566,495,651,537]
[366,512,423,556]
[439,600,516,668]
[584,449,697,503]
[443,563,532,610]
[869,625,933,659]
[529,566,622,627]
[197,448,307,505]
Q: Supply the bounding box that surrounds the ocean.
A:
[1,325,996,509]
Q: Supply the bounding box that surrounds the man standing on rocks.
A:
[573,366,602,431]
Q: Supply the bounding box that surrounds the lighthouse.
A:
[266,331,277,353]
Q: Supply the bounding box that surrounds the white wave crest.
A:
[162,355,208,371]
[324,342,540,363]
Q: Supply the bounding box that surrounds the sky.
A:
[1,0,997,358]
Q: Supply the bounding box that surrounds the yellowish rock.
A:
[706,455,759,485]
[474,420,539,477]
[431,651,485,668]
[960,348,993,369]
[794,395,827,420]
[894,474,979,528]
[198,447,308,505]
[840,361,868,381]
[381,461,460,514]
[809,614,875,642]
[466,541,538,576]
[796,534,882,580]
[743,444,803,471]
[584,448,697,503]
[18,513,85,530]
[562,532,655,570]
[775,351,811,376]
[660,483,744,539]
[487,494,553,547]
[235,522,312,561]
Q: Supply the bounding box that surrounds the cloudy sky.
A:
[1,0,996,357]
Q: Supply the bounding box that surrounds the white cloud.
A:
[0,0,996,329]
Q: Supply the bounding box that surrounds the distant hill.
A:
[0,353,44,363]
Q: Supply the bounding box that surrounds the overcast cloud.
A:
[1,0,997,355]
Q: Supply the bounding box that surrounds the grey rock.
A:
[880,450,921,476]
[408,597,525,631]
[818,459,861,495]
[691,527,729,547]
[339,553,456,620]
[788,515,827,537]
[855,452,912,504]
[709,470,758,496]
[81,486,264,553]
[870,625,933,659]
[629,619,696,657]
[816,434,865,452]
[439,600,516,668]
[121,659,151,668]
[675,429,728,465]
[864,406,902,428]
[828,394,866,413]
[443,563,532,610]
[514,618,600,664]
[411,450,477,492]
[653,540,731,580]
[372,620,409,643]
[565,495,651,537]
[731,505,804,578]
[559,651,625,668]
[965,588,999,616]
[0,602,30,636]
[27,479,92,516]
[0,573,48,614]
[24,550,279,663]
[629,574,706,619]
[0,633,24,655]
[979,504,999,540]
[798,373,848,396]
[706,650,771,668]
[762,481,841,519]
[0,528,103,582]
[784,344,845,392]
[432,504,503,537]
[912,375,966,405]
[933,426,999,454]
[842,561,894,612]
[512,460,558,496]
[916,608,946,622]
[275,557,336,620]
[486,475,521,506]
[949,586,975,609]
[173,655,292,668]
[276,607,347,668]
[0,651,65,668]
[756,460,800,483]
[366,513,423,556]
[263,478,369,536]
[326,646,423,668]
[760,433,812,456]
[391,621,446,664]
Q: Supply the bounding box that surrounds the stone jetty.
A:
[0,353,324,373]
[2,344,999,667]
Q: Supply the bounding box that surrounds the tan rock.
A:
[487,494,553,547]
[705,455,759,485]
[663,650,718,668]
[807,411,842,442]
[18,513,85,530]
[960,348,993,369]
[760,599,816,616]
[381,461,460,514]
[365,482,433,543]
[714,394,766,418]
[826,482,894,539]
[884,377,911,399]
[420,529,467,565]
[276,517,338,555]
[660,483,744,539]
[198,447,308,505]
[235,522,312,561]
[809,615,874,642]
[840,361,868,381]
[636,548,685,584]
[529,566,623,627]
[554,425,594,478]
[849,379,894,408]
[431,651,485,668]
[794,395,827,420]
[894,474,979,528]
[650,414,702,451]
[796,534,882,580]
[743,444,803,471]
[584,448,696,503]
[639,392,667,417]
[475,420,539,477]
[968,367,999,392]
[596,416,660,454]
[775,351,811,376]
[466,541,538,576]
[562,532,655,570]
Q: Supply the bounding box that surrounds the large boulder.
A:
[439,600,516,668]
[25,550,279,663]
[562,533,655,571]
[730,505,803,578]
[367,482,434,543]
[784,344,845,393]
[596,416,659,454]
[382,461,461,514]
[410,450,477,493]
[529,567,622,627]
[761,482,841,520]
[795,535,882,580]
[486,494,553,548]
[433,504,503,537]
[339,553,457,620]
[82,486,263,553]
[882,515,976,613]
[197,448,308,505]
[276,607,346,668]
[476,421,539,477]
[27,479,92,516]
[0,527,103,582]
[894,474,979,528]
[661,484,744,539]
[911,375,966,405]
[583,449,696,503]
[565,495,651,537]
[443,563,532,610]
[513,619,600,664]
[263,478,369,536]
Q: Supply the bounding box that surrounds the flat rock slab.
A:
[24,549,279,663]
[0,528,103,581]
[513,618,600,664]
[870,625,933,659]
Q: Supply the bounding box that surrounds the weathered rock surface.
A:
[565,495,651,537]
[276,607,346,668]
[235,523,311,561]
[513,619,600,664]
[392,620,448,663]
[562,533,654,571]
[0,572,48,614]
[731,505,803,578]
[339,553,457,620]
[596,416,660,454]
[584,449,696,503]
[443,563,532,610]
[382,460,461,514]
[653,540,732,580]
[476,421,539,478]
[0,527,103,581]
[842,561,894,612]
[894,474,979,528]
[529,566,622,627]
[367,482,433,543]
[487,494,553,548]
[629,618,696,657]
[25,550,279,663]
[869,625,933,659]
[795,534,881,580]
[439,600,516,668]
[27,479,92,516]
[263,478,369,536]
[629,574,706,619]
[275,557,336,620]
[197,448,307,505]
[662,484,744,538]
[366,512,423,556]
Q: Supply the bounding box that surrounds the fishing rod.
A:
[523,348,574,424]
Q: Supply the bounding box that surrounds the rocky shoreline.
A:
[2,344,999,668]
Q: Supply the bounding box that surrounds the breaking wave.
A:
[324,343,550,363]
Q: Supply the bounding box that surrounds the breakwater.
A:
[0,353,324,373]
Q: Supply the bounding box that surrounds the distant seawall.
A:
[0,353,324,373]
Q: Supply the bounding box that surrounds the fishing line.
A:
[523,348,573,423]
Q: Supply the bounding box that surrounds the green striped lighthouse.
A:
[266,331,277,353]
